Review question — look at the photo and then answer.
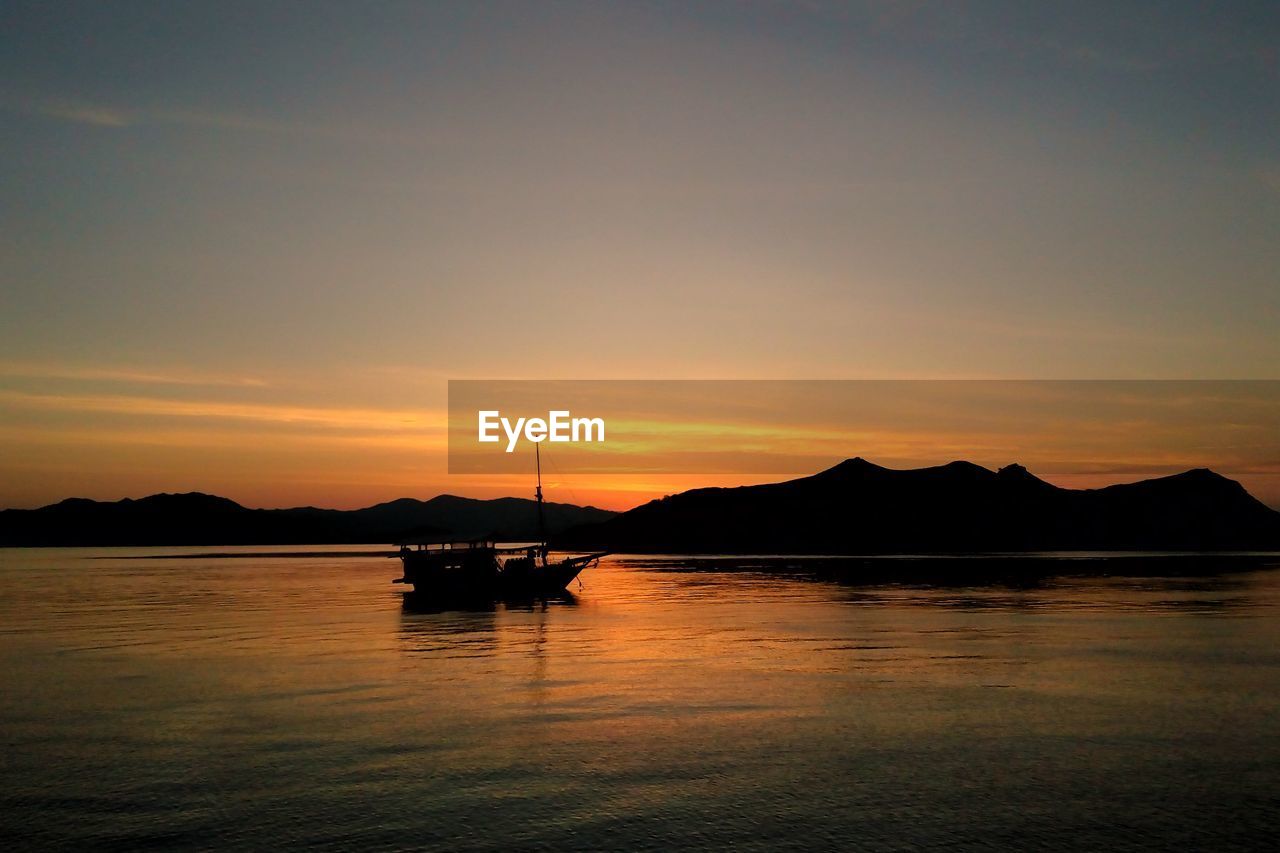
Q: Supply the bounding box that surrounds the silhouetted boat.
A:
[393,445,607,600]
[393,538,603,598]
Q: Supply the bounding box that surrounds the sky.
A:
[1,1,1278,510]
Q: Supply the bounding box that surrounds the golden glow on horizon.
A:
[2,370,1279,512]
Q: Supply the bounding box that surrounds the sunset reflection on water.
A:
[2,548,1279,850]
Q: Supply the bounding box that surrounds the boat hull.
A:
[394,549,606,603]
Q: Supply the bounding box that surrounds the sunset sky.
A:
[2,2,1278,511]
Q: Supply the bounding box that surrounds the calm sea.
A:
[2,547,1279,850]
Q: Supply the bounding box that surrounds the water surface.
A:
[3,548,1279,850]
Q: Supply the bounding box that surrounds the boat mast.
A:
[535,442,547,561]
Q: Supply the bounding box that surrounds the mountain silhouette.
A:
[0,493,614,547]
[556,458,1280,553]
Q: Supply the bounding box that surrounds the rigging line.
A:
[543,450,584,509]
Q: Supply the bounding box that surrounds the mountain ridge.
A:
[0,492,615,547]
[556,459,1280,553]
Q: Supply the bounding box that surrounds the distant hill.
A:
[557,458,1280,553]
[0,493,615,547]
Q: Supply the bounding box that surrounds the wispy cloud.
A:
[0,389,444,433]
[37,100,132,127]
[16,97,428,146]
[791,2,1273,75]
[0,362,269,388]
[0,422,447,452]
